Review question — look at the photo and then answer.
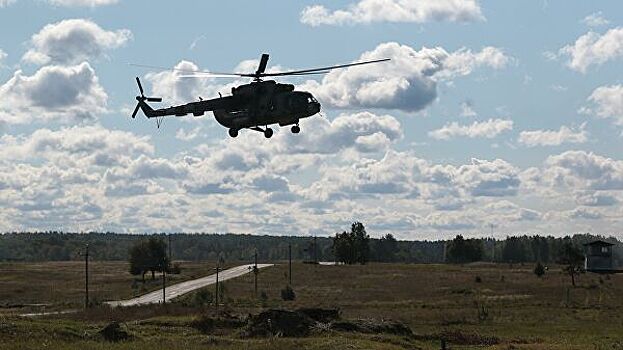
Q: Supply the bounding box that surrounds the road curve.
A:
[106,263,273,307]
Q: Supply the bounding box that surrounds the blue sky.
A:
[0,0,622,239]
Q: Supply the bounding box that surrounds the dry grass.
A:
[2,261,623,349]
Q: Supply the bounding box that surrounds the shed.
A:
[583,240,614,273]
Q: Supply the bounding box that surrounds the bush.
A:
[193,289,213,306]
[475,276,482,283]
[281,285,296,301]
[534,262,546,278]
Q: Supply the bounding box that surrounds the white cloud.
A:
[582,84,623,126]
[544,151,623,191]
[0,0,16,6]
[574,191,618,207]
[23,19,131,65]
[559,27,623,73]
[0,62,107,124]
[302,42,511,112]
[455,158,520,197]
[518,123,588,147]
[429,118,513,140]
[300,0,484,26]
[582,12,609,27]
[460,101,476,117]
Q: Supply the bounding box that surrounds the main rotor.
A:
[130,54,390,82]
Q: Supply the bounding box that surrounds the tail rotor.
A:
[131,77,162,118]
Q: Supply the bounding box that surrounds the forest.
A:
[0,229,620,265]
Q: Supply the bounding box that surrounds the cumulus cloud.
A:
[302,42,511,112]
[574,191,618,207]
[455,158,520,197]
[300,0,484,26]
[0,62,107,124]
[23,19,131,65]
[559,27,623,73]
[518,123,588,147]
[582,12,609,27]
[582,84,623,126]
[428,118,513,140]
[544,151,623,191]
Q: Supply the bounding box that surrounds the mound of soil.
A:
[98,321,132,342]
[297,308,340,323]
[244,309,315,337]
[330,319,413,337]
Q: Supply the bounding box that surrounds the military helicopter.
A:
[130,54,389,138]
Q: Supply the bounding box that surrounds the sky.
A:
[0,0,622,239]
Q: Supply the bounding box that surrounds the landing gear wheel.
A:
[264,127,273,139]
[291,125,300,134]
[228,128,238,138]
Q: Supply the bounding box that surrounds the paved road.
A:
[106,263,273,307]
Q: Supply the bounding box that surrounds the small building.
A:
[584,240,615,273]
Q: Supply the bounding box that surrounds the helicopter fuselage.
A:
[212,80,320,130]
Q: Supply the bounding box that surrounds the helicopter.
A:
[130,54,390,138]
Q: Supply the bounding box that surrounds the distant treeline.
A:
[0,231,620,264]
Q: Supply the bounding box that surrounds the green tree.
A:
[446,235,484,264]
[129,237,169,282]
[333,222,370,265]
[352,222,370,265]
[533,261,546,278]
[376,234,398,262]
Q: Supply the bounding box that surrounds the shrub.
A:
[534,262,546,278]
[281,285,296,301]
[193,289,213,306]
[475,276,482,283]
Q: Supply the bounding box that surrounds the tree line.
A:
[0,229,620,266]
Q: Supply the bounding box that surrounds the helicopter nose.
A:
[308,102,321,115]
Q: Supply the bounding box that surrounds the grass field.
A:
[1,261,623,349]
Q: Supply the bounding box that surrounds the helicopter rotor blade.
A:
[129,63,252,77]
[131,104,140,119]
[136,77,144,96]
[256,53,269,76]
[260,58,390,77]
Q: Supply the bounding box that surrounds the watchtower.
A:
[583,240,614,273]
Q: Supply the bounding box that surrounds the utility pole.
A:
[162,262,166,305]
[253,250,258,296]
[168,234,172,262]
[84,244,89,309]
[288,243,292,285]
[490,224,495,262]
[313,235,318,264]
[215,264,220,315]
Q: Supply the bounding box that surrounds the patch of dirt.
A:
[98,321,132,342]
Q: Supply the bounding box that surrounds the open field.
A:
[1,261,623,349]
[0,261,235,312]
